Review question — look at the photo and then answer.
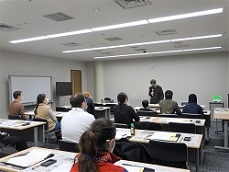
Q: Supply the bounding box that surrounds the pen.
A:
[32,163,41,170]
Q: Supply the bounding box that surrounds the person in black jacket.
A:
[113,92,140,127]
[148,79,164,104]
[182,94,203,115]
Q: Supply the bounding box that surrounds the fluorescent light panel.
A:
[94,46,222,59]
[148,8,223,23]
[63,34,222,53]
[10,8,223,44]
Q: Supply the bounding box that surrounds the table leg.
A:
[206,126,210,142]
[196,148,199,172]
[224,120,228,147]
[34,127,38,146]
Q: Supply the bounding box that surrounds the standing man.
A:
[148,79,164,104]
[61,93,95,143]
[9,90,26,120]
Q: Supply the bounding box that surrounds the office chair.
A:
[136,110,158,117]
[114,138,153,164]
[58,140,79,152]
[33,118,60,144]
[157,114,179,118]
[8,115,22,120]
[148,140,189,169]
[181,113,203,119]
[114,123,128,128]
[168,122,196,134]
[136,122,162,131]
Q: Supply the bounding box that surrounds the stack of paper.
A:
[4,149,52,168]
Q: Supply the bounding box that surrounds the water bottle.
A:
[130,123,135,136]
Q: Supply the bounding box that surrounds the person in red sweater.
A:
[70,118,128,172]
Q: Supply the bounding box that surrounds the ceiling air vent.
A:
[62,43,81,47]
[156,29,177,36]
[43,12,74,22]
[114,0,151,9]
[0,23,20,31]
[105,37,122,41]
[173,44,189,48]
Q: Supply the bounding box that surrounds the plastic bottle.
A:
[130,123,135,136]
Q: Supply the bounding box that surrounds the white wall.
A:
[0,50,88,118]
[98,52,228,109]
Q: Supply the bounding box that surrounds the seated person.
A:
[70,118,127,172]
[113,92,140,127]
[0,131,28,151]
[182,94,203,115]
[61,93,95,143]
[139,99,153,111]
[34,94,61,139]
[159,90,182,116]
[83,92,95,116]
[9,90,27,120]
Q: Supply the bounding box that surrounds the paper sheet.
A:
[6,149,52,168]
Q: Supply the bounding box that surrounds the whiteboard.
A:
[9,75,52,105]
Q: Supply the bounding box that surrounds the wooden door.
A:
[70,70,82,94]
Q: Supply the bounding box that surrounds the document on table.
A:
[147,132,179,142]
[4,149,52,168]
[116,129,131,139]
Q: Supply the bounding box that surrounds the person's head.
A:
[117,92,128,104]
[36,94,48,104]
[165,90,173,99]
[150,79,157,88]
[13,90,23,101]
[189,94,197,103]
[70,92,87,109]
[142,99,149,108]
[78,118,116,172]
[83,92,91,98]
[34,94,48,114]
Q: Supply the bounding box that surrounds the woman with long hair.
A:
[71,118,127,172]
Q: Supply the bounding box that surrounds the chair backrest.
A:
[8,115,21,120]
[157,114,179,118]
[136,122,162,131]
[114,123,128,128]
[136,110,157,117]
[33,118,48,130]
[181,113,203,119]
[58,140,79,152]
[169,122,196,133]
[148,140,188,169]
[114,138,153,163]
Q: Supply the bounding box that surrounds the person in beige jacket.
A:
[34,94,61,132]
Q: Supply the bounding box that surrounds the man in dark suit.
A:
[148,79,164,104]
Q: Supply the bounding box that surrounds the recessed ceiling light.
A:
[94,46,222,59]
[93,8,100,12]
[9,8,223,43]
[63,34,222,53]
[148,8,223,23]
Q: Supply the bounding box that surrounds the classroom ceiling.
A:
[0,0,228,62]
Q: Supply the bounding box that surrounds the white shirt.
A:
[61,107,95,143]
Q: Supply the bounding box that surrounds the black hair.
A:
[165,90,173,99]
[13,90,23,99]
[34,94,46,114]
[150,79,156,85]
[189,94,197,103]
[78,119,116,172]
[70,93,85,107]
[142,99,149,108]
[117,92,128,104]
